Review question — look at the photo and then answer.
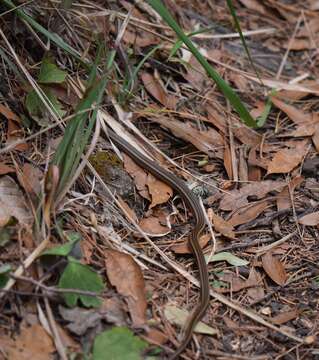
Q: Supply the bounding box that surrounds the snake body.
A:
[107,130,210,359]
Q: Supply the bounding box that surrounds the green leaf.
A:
[42,234,81,257]
[58,259,104,307]
[38,59,67,84]
[0,264,11,288]
[25,88,65,126]
[93,327,148,360]
[205,251,249,266]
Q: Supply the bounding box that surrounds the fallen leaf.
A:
[223,143,233,179]
[0,163,14,175]
[139,216,170,236]
[262,252,287,285]
[0,103,21,122]
[0,324,54,360]
[313,128,319,152]
[298,211,319,226]
[228,201,269,227]
[209,209,235,239]
[217,271,259,293]
[271,97,312,125]
[276,176,304,211]
[152,116,224,158]
[147,173,173,208]
[220,181,285,211]
[123,154,150,201]
[247,267,265,302]
[6,119,29,151]
[205,251,249,266]
[267,141,308,175]
[271,309,299,325]
[164,304,218,335]
[141,72,177,109]
[0,175,32,226]
[18,163,43,196]
[142,328,168,346]
[105,250,147,327]
[171,233,210,254]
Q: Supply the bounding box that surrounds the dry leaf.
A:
[276,176,304,211]
[267,141,308,175]
[247,267,265,302]
[105,249,147,327]
[18,163,43,196]
[143,328,168,346]
[0,163,14,175]
[153,117,224,158]
[171,233,210,254]
[209,209,235,239]
[0,175,32,226]
[313,127,319,152]
[298,211,319,226]
[228,201,269,227]
[0,324,54,360]
[140,72,177,109]
[6,119,29,151]
[147,173,173,208]
[123,154,150,200]
[271,97,313,125]
[117,196,138,223]
[271,309,299,325]
[139,216,170,236]
[220,181,285,211]
[217,271,259,293]
[262,252,287,285]
[223,143,233,179]
[0,103,20,122]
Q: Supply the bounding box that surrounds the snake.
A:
[107,129,210,359]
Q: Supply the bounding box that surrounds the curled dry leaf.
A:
[298,211,319,226]
[139,216,170,236]
[271,308,299,325]
[276,176,304,211]
[140,72,177,109]
[228,201,269,227]
[267,140,309,175]
[220,181,285,211]
[209,209,235,239]
[152,116,224,159]
[262,252,287,286]
[105,249,147,327]
[0,175,32,226]
[18,163,43,196]
[247,267,265,302]
[147,173,173,208]
[0,324,54,360]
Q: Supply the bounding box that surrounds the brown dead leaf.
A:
[208,209,235,239]
[172,233,210,254]
[238,0,270,15]
[313,127,319,152]
[262,252,287,285]
[18,163,43,196]
[247,267,265,302]
[298,211,319,226]
[0,103,21,122]
[216,271,260,293]
[7,119,29,151]
[0,324,54,360]
[147,173,173,208]
[220,181,285,211]
[153,116,224,158]
[123,154,150,201]
[271,309,299,325]
[141,72,177,109]
[223,143,233,179]
[139,216,170,236]
[271,97,312,125]
[276,176,304,211]
[105,249,147,327]
[0,163,14,175]
[0,175,32,226]
[267,140,308,175]
[228,201,269,227]
[117,196,138,223]
[143,328,168,346]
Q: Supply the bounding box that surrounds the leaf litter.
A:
[0,0,319,359]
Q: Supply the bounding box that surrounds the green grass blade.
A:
[147,0,257,128]
[225,0,263,85]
